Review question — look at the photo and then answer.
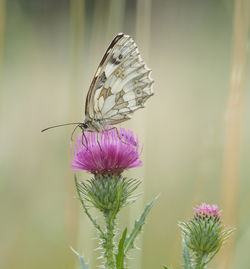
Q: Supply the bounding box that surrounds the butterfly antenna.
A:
[41,123,82,132]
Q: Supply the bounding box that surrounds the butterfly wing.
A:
[85,33,154,125]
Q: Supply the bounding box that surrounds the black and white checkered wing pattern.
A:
[85,33,154,126]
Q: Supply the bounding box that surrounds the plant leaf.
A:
[124,195,158,253]
[74,175,104,237]
[115,228,128,269]
[163,266,169,269]
[70,247,89,269]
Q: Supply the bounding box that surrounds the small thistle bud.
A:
[179,203,234,268]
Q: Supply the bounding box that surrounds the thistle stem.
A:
[103,212,116,269]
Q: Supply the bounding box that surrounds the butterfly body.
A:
[81,117,108,132]
[42,33,154,135]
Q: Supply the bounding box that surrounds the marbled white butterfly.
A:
[42,33,154,136]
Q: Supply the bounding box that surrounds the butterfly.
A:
[42,33,154,139]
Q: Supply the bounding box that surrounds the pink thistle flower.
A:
[194,203,222,220]
[71,128,142,175]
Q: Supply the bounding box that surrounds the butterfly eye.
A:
[83,123,88,129]
[118,54,123,60]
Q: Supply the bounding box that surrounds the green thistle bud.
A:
[179,203,234,268]
[180,217,223,253]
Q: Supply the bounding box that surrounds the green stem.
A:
[103,212,116,269]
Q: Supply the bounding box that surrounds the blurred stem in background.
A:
[133,0,152,268]
[67,0,85,268]
[70,0,85,94]
[220,0,249,268]
[0,0,5,78]
[136,0,152,58]
[106,0,125,40]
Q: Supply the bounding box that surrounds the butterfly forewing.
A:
[85,33,154,128]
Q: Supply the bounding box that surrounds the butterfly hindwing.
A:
[85,33,154,126]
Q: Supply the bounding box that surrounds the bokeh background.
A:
[0,0,249,268]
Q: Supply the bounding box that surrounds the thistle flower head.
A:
[179,202,234,266]
[71,128,142,175]
[194,203,222,220]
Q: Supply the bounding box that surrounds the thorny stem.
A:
[103,212,116,269]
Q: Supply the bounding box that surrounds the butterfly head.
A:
[80,120,100,132]
[80,123,89,130]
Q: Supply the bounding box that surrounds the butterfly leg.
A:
[81,130,89,151]
[96,132,103,151]
[71,124,80,141]
[105,127,129,145]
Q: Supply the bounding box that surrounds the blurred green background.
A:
[0,0,249,268]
